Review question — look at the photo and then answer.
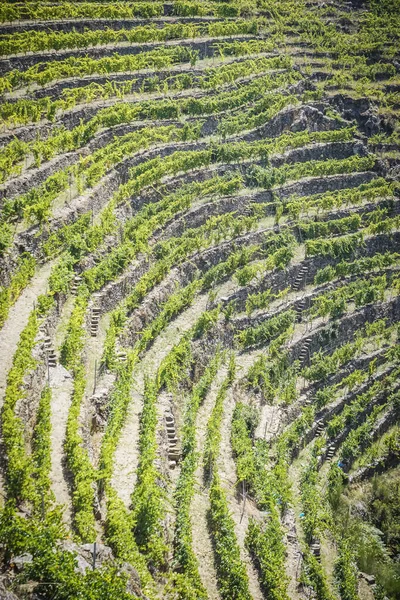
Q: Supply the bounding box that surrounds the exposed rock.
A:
[90,389,110,431]
[122,563,148,599]
[0,581,20,600]
[352,500,369,520]
[11,554,33,573]
[364,113,381,137]
[80,543,113,563]
[57,541,113,574]
[360,572,376,585]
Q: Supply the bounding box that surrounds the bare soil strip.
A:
[112,294,208,507]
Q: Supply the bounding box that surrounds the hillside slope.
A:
[0,1,399,599]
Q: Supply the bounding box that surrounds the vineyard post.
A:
[92,542,97,570]
[94,359,97,393]
[264,416,270,439]
[298,224,303,244]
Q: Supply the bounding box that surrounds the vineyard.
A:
[0,0,399,598]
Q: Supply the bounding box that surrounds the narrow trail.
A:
[235,349,263,379]
[282,507,308,600]
[49,364,73,525]
[83,314,116,470]
[84,314,110,401]
[46,295,77,525]
[0,260,54,503]
[191,366,228,600]
[112,294,209,507]
[288,455,323,600]
[255,403,283,441]
[318,458,341,590]
[156,389,178,551]
[81,313,109,448]
[236,349,307,598]
[217,385,265,600]
[0,261,54,406]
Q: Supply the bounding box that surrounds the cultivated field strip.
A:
[0,1,399,599]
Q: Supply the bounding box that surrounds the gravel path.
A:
[49,364,73,525]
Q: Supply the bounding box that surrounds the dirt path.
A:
[45,295,78,525]
[191,366,228,600]
[0,261,54,407]
[282,506,308,600]
[235,349,308,598]
[288,455,322,600]
[49,363,73,525]
[84,314,110,401]
[82,313,116,470]
[0,260,54,503]
[112,294,209,507]
[81,313,111,456]
[234,349,283,442]
[217,385,265,600]
[255,403,283,441]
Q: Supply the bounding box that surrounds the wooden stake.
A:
[92,542,97,570]
[93,359,97,394]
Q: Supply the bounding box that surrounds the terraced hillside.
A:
[0,0,399,598]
